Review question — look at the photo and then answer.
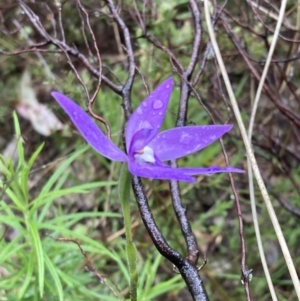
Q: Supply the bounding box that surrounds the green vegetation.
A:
[1,1,300,300]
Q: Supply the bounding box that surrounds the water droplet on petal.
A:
[180,132,193,144]
[153,99,163,109]
[141,120,152,129]
[73,111,78,119]
[166,84,170,88]
[143,101,148,107]
[137,107,143,115]
[158,111,162,116]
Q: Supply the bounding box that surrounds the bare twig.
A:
[169,0,202,267]
[204,0,300,298]
[17,0,122,95]
[220,17,300,127]
[104,0,135,119]
[48,235,124,301]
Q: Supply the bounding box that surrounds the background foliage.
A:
[0,0,300,300]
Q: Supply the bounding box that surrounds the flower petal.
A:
[51,92,127,162]
[128,128,154,157]
[148,125,233,161]
[179,166,245,175]
[128,161,195,183]
[125,77,173,153]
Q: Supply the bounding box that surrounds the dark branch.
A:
[132,176,209,301]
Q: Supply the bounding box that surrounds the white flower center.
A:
[134,146,155,163]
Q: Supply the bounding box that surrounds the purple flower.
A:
[51,78,243,182]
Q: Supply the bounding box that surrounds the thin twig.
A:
[204,1,300,299]
[220,17,300,127]
[48,235,124,300]
[169,0,202,267]
[104,0,135,119]
[17,0,122,95]
[212,9,250,299]
[247,1,288,299]
[76,0,111,139]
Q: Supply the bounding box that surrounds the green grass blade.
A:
[1,186,25,211]
[44,252,64,301]
[40,145,88,195]
[118,164,138,301]
[18,253,34,299]
[28,143,44,169]
[0,238,25,265]
[12,111,25,168]
[27,220,44,297]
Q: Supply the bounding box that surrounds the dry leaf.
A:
[17,70,64,136]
